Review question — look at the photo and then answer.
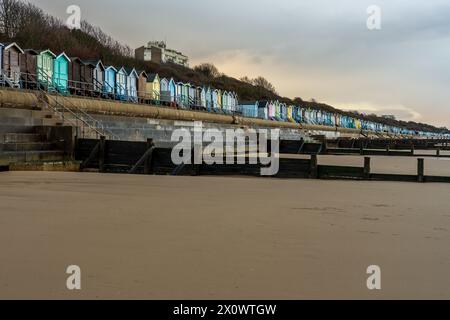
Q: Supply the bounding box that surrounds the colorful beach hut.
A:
[1,42,23,87]
[125,68,138,102]
[116,67,128,100]
[83,60,105,94]
[136,70,148,102]
[104,66,117,96]
[19,49,39,89]
[53,53,70,94]
[146,73,160,101]
[37,49,56,90]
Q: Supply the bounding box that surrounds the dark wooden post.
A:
[436,148,440,158]
[386,144,390,155]
[98,136,106,173]
[410,143,415,156]
[310,154,318,179]
[364,157,371,180]
[417,158,424,183]
[144,138,154,175]
[360,143,364,156]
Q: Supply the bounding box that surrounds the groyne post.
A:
[364,157,371,180]
[310,154,318,179]
[144,139,154,175]
[99,136,106,173]
[417,158,424,183]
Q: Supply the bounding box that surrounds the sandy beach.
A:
[1,171,450,300]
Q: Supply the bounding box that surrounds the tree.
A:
[239,76,277,95]
[251,76,277,95]
[194,63,220,79]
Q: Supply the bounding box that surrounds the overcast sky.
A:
[32,0,450,127]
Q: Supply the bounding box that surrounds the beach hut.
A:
[183,83,191,107]
[19,49,39,89]
[125,68,138,102]
[200,87,207,109]
[168,78,176,103]
[104,66,117,96]
[176,82,184,105]
[37,49,56,90]
[229,92,238,113]
[159,78,169,102]
[136,70,148,102]
[195,86,202,108]
[146,73,160,101]
[222,91,229,113]
[53,53,71,94]
[212,89,219,111]
[80,60,96,94]
[116,67,128,100]
[83,60,105,94]
[188,85,196,106]
[217,89,222,110]
[239,101,258,118]
[1,43,23,87]
[205,87,212,111]
[68,57,83,94]
[257,101,269,120]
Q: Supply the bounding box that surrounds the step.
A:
[0,116,45,126]
[0,150,66,166]
[42,118,64,126]
[1,133,44,143]
[9,160,80,172]
[0,125,36,134]
[0,141,60,152]
[0,108,51,119]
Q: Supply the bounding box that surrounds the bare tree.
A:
[194,63,221,78]
[251,76,277,95]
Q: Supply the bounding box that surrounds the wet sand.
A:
[1,171,450,300]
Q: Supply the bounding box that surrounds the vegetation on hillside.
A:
[0,0,447,133]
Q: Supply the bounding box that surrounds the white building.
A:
[135,41,189,67]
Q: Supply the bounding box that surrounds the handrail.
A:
[45,91,119,140]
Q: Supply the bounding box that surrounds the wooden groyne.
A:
[74,137,450,184]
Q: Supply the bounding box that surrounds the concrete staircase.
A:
[0,107,78,170]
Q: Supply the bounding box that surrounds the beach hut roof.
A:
[37,49,56,58]
[80,59,97,67]
[124,67,138,77]
[137,70,148,78]
[55,52,71,62]
[23,49,39,55]
[117,66,127,73]
[105,66,118,72]
[83,59,105,70]
[4,42,24,54]
[69,57,83,63]
[257,100,269,108]
[147,73,159,82]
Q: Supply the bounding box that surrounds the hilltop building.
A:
[135,41,189,67]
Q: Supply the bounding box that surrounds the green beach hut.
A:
[36,49,56,90]
[53,53,71,94]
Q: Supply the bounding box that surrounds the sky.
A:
[32,0,450,127]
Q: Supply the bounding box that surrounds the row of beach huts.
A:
[0,42,445,137]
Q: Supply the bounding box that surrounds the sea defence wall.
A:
[0,88,384,141]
